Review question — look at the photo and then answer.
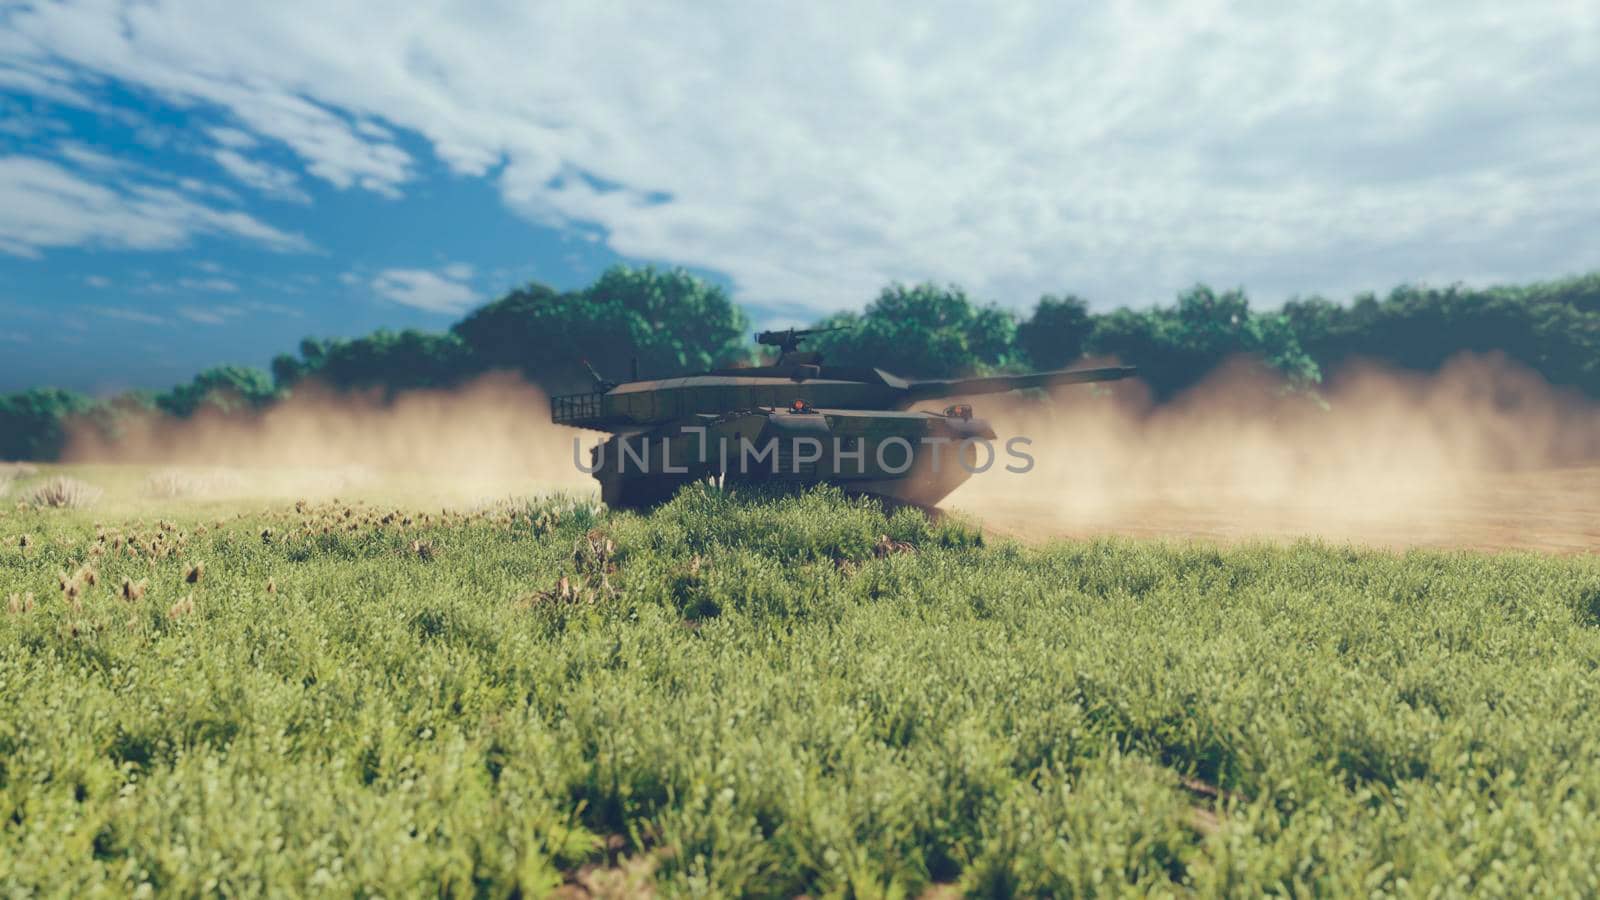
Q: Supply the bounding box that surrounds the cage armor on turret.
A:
[551,331,1136,509]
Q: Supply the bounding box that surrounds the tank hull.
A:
[586,407,997,509]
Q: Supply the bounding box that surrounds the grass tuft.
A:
[23,475,104,509]
[143,467,244,498]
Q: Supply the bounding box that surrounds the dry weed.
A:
[56,571,83,612]
[574,530,617,574]
[517,573,615,607]
[25,476,104,509]
[872,534,915,558]
[143,467,244,498]
[167,594,195,620]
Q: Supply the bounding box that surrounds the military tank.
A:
[551,327,1136,508]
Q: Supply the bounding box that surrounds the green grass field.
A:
[3,471,1599,897]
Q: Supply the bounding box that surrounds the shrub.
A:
[24,476,104,509]
[143,468,245,499]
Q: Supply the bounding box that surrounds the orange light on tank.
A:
[789,398,813,413]
[943,404,972,419]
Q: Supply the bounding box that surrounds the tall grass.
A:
[1,484,1597,896]
[142,467,246,499]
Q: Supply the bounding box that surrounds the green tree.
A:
[803,283,1018,377]
[452,265,749,391]
[155,366,279,418]
[0,388,97,460]
[583,265,752,373]
[269,331,474,394]
[297,331,474,393]
[269,337,332,391]
[1016,293,1093,369]
[1284,277,1600,396]
[1088,285,1320,400]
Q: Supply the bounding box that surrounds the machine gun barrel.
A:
[902,365,1136,403]
[755,325,851,353]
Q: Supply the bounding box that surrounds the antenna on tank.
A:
[580,357,615,393]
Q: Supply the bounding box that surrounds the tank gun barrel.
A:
[901,365,1136,404]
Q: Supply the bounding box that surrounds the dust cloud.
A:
[64,373,595,505]
[947,354,1600,552]
[59,358,1600,551]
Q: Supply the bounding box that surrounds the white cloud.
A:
[0,60,96,107]
[84,274,110,288]
[371,268,479,314]
[176,304,246,325]
[211,148,311,203]
[0,238,40,258]
[206,126,257,150]
[240,299,303,318]
[176,277,238,292]
[0,156,313,256]
[56,142,128,173]
[6,2,1599,309]
[176,300,294,324]
[177,305,226,325]
[88,306,165,325]
[175,176,241,204]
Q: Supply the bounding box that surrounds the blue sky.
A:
[1,106,620,392]
[2,1,1597,394]
[0,81,689,393]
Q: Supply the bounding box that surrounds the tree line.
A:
[3,265,1597,460]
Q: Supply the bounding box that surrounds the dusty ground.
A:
[48,357,1600,555]
[956,464,1600,554]
[939,355,1600,554]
